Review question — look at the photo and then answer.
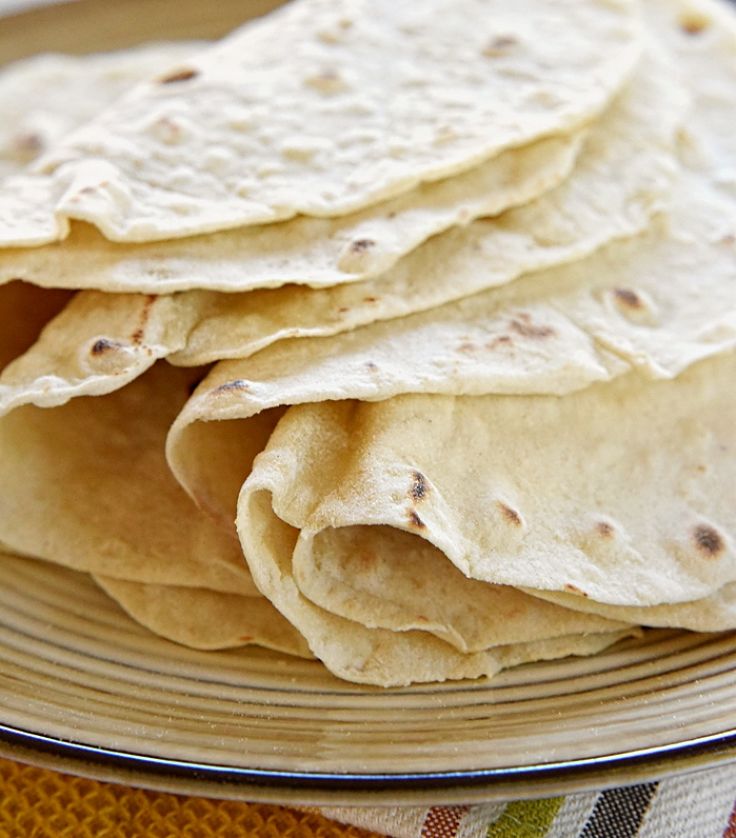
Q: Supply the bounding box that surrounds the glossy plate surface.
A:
[0,0,735,805]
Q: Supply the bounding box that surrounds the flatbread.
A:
[0,43,203,179]
[0,129,583,292]
[0,48,687,418]
[238,469,637,686]
[237,351,734,613]
[0,0,642,244]
[164,173,735,529]
[95,575,312,657]
[0,362,258,595]
[96,567,635,685]
[523,583,736,633]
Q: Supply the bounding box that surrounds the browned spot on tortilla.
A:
[363,296,378,303]
[12,131,43,156]
[679,12,710,34]
[90,338,124,355]
[693,524,725,557]
[510,316,555,339]
[131,294,157,345]
[613,288,643,309]
[239,635,253,642]
[486,335,513,350]
[483,35,518,56]
[365,361,379,372]
[409,471,428,502]
[596,521,615,538]
[337,306,350,314]
[416,615,429,623]
[350,238,375,253]
[408,510,426,529]
[212,379,250,394]
[497,501,522,527]
[458,342,477,353]
[160,68,199,84]
[387,211,397,219]
[564,583,589,597]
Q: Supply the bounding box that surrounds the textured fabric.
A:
[323,763,736,838]
[1,757,736,837]
[0,757,383,838]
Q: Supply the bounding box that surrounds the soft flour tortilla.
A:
[95,575,312,657]
[0,362,258,595]
[0,46,679,300]
[524,583,736,633]
[236,351,735,616]
[289,524,629,653]
[164,173,735,530]
[238,481,637,685]
[0,45,197,372]
[95,566,627,656]
[0,49,688,417]
[0,0,642,244]
[95,570,636,685]
[0,130,583,292]
[0,44,202,180]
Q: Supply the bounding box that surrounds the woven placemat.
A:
[0,757,384,838]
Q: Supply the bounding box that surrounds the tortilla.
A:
[238,465,639,685]
[0,129,583,292]
[96,566,636,685]
[0,362,258,595]
[0,44,203,179]
[162,170,734,529]
[523,583,736,633]
[0,48,687,418]
[95,575,312,657]
[236,350,734,616]
[0,0,642,245]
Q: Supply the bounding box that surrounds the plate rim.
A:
[1,719,736,805]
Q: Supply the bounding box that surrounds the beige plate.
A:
[1,0,736,806]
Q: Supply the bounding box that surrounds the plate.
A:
[1,0,736,807]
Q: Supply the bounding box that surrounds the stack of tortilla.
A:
[0,0,733,686]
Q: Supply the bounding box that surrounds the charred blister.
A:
[595,520,616,539]
[693,523,725,558]
[409,471,428,502]
[211,379,251,395]
[407,510,426,529]
[90,337,125,356]
[496,500,523,528]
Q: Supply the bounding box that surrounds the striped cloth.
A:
[2,755,736,837]
[319,762,736,838]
